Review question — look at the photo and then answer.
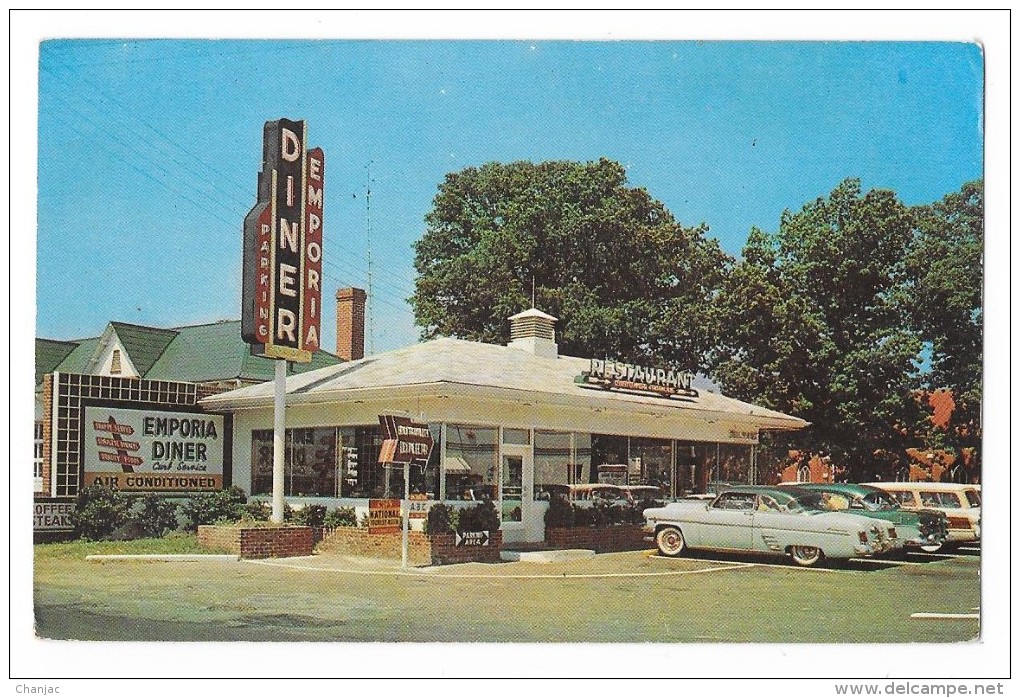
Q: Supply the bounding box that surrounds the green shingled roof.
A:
[145,321,248,382]
[52,337,101,375]
[108,322,179,377]
[39,320,342,385]
[35,339,79,386]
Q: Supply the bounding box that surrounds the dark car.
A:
[786,482,950,553]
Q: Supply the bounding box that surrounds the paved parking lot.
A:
[34,543,981,643]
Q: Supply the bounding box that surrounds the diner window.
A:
[629,437,673,488]
[676,442,718,495]
[591,434,629,485]
[715,443,753,487]
[534,430,571,499]
[444,424,498,501]
[251,427,341,497]
[339,426,385,498]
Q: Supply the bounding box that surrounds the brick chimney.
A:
[336,287,366,361]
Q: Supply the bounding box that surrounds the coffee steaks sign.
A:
[82,407,225,492]
[377,415,435,468]
[242,118,324,363]
[34,499,74,533]
[575,359,699,400]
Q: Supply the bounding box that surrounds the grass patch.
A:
[34,532,228,560]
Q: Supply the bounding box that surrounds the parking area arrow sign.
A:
[455,531,490,547]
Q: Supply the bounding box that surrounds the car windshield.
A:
[786,493,822,513]
[860,491,898,511]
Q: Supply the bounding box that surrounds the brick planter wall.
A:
[545,524,647,553]
[197,525,314,559]
[317,527,503,566]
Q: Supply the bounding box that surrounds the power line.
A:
[41,64,400,273]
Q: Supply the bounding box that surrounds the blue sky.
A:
[35,38,982,355]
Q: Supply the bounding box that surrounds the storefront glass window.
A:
[534,430,571,499]
[675,441,718,495]
[629,437,673,489]
[252,427,339,497]
[591,434,630,485]
[717,443,753,487]
[444,424,498,501]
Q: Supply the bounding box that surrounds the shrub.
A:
[572,504,597,527]
[71,483,131,541]
[544,495,574,528]
[291,504,327,527]
[241,500,271,522]
[323,506,357,528]
[132,494,180,538]
[181,486,248,530]
[424,502,455,535]
[457,501,500,533]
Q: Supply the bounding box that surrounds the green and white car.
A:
[642,485,894,567]
[787,482,950,554]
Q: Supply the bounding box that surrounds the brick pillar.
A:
[39,374,53,498]
[336,287,366,361]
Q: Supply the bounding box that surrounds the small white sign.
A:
[34,500,74,532]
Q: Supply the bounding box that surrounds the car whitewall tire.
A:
[655,526,686,557]
[789,545,824,567]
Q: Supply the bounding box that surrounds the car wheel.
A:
[655,526,686,557]
[789,545,824,567]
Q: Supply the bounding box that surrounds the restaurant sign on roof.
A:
[575,358,698,400]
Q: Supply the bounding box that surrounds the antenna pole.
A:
[365,163,375,355]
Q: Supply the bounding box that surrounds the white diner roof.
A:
[199,337,808,431]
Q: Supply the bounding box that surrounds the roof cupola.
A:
[507,308,559,359]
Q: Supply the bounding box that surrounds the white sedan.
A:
[643,485,894,567]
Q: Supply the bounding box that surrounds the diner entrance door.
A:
[500,443,534,543]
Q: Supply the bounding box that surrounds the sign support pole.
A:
[401,460,410,569]
[271,359,286,523]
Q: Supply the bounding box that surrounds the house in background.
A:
[33,289,360,502]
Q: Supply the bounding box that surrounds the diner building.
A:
[201,308,808,544]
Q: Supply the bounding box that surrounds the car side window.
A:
[714,493,755,510]
[890,490,914,507]
[920,491,960,508]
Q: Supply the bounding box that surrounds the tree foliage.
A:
[904,181,983,451]
[412,159,730,371]
[709,179,925,476]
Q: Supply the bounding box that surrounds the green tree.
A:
[904,180,983,459]
[412,159,730,370]
[710,179,924,478]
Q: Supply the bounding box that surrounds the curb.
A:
[85,554,240,562]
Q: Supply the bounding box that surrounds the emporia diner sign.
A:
[575,358,699,400]
[242,118,324,363]
[81,406,225,492]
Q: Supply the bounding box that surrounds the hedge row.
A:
[69,483,357,542]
